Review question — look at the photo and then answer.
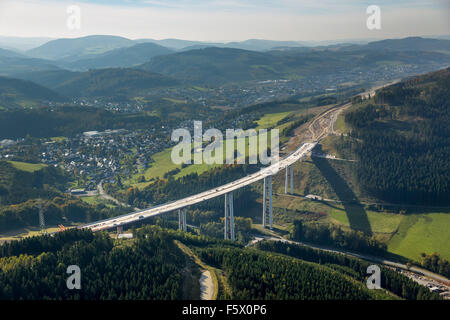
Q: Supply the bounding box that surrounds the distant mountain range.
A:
[63,42,174,70]
[139,43,450,85]
[24,35,310,61]
[0,36,54,51]
[0,35,449,101]
[26,35,135,61]
[341,37,450,52]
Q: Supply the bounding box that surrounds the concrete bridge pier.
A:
[224,192,235,241]
[285,165,294,194]
[263,175,273,229]
[178,208,187,231]
[290,165,294,194]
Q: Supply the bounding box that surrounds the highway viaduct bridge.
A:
[82,142,316,240]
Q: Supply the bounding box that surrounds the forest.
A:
[0,160,69,205]
[291,220,386,254]
[198,246,384,299]
[0,225,443,300]
[0,197,129,233]
[0,106,162,139]
[0,160,128,232]
[0,229,184,299]
[255,240,441,300]
[343,68,450,205]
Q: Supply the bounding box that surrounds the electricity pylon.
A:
[37,199,47,235]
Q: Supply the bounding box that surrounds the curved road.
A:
[249,235,450,287]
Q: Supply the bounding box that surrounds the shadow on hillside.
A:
[312,155,372,235]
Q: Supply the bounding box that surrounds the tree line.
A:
[291,220,386,254]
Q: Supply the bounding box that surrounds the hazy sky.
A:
[0,0,448,41]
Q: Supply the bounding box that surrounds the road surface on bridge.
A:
[82,142,317,232]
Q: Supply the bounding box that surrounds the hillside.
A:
[136,38,210,50]
[0,36,53,51]
[224,39,306,51]
[26,35,134,60]
[364,37,450,52]
[0,105,160,139]
[340,67,450,205]
[0,226,439,300]
[0,160,68,206]
[0,48,25,58]
[0,76,64,109]
[0,229,185,299]
[54,68,179,98]
[11,70,81,89]
[65,42,174,70]
[0,57,60,77]
[140,47,285,84]
[140,41,450,85]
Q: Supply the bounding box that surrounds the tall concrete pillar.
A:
[285,166,289,194]
[229,192,235,241]
[285,165,294,195]
[178,208,187,231]
[117,226,123,234]
[224,192,235,240]
[263,175,273,229]
[290,165,294,194]
[263,177,267,227]
[224,193,228,239]
[268,175,273,229]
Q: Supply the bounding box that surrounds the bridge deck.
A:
[82,142,316,231]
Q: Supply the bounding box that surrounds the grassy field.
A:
[0,226,74,242]
[50,136,67,142]
[322,99,450,262]
[388,212,450,261]
[334,113,348,134]
[272,194,403,234]
[255,111,292,129]
[80,196,116,208]
[329,207,403,234]
[163,97,187,104]
[272,192,450,261]
[126,132,278,189]
[124,105,311,189]
[8,160,47,172]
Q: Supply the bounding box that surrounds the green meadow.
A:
[388,212,450,261]
[8,160,47,173]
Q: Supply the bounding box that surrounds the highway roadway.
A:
[81,142,317,232]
